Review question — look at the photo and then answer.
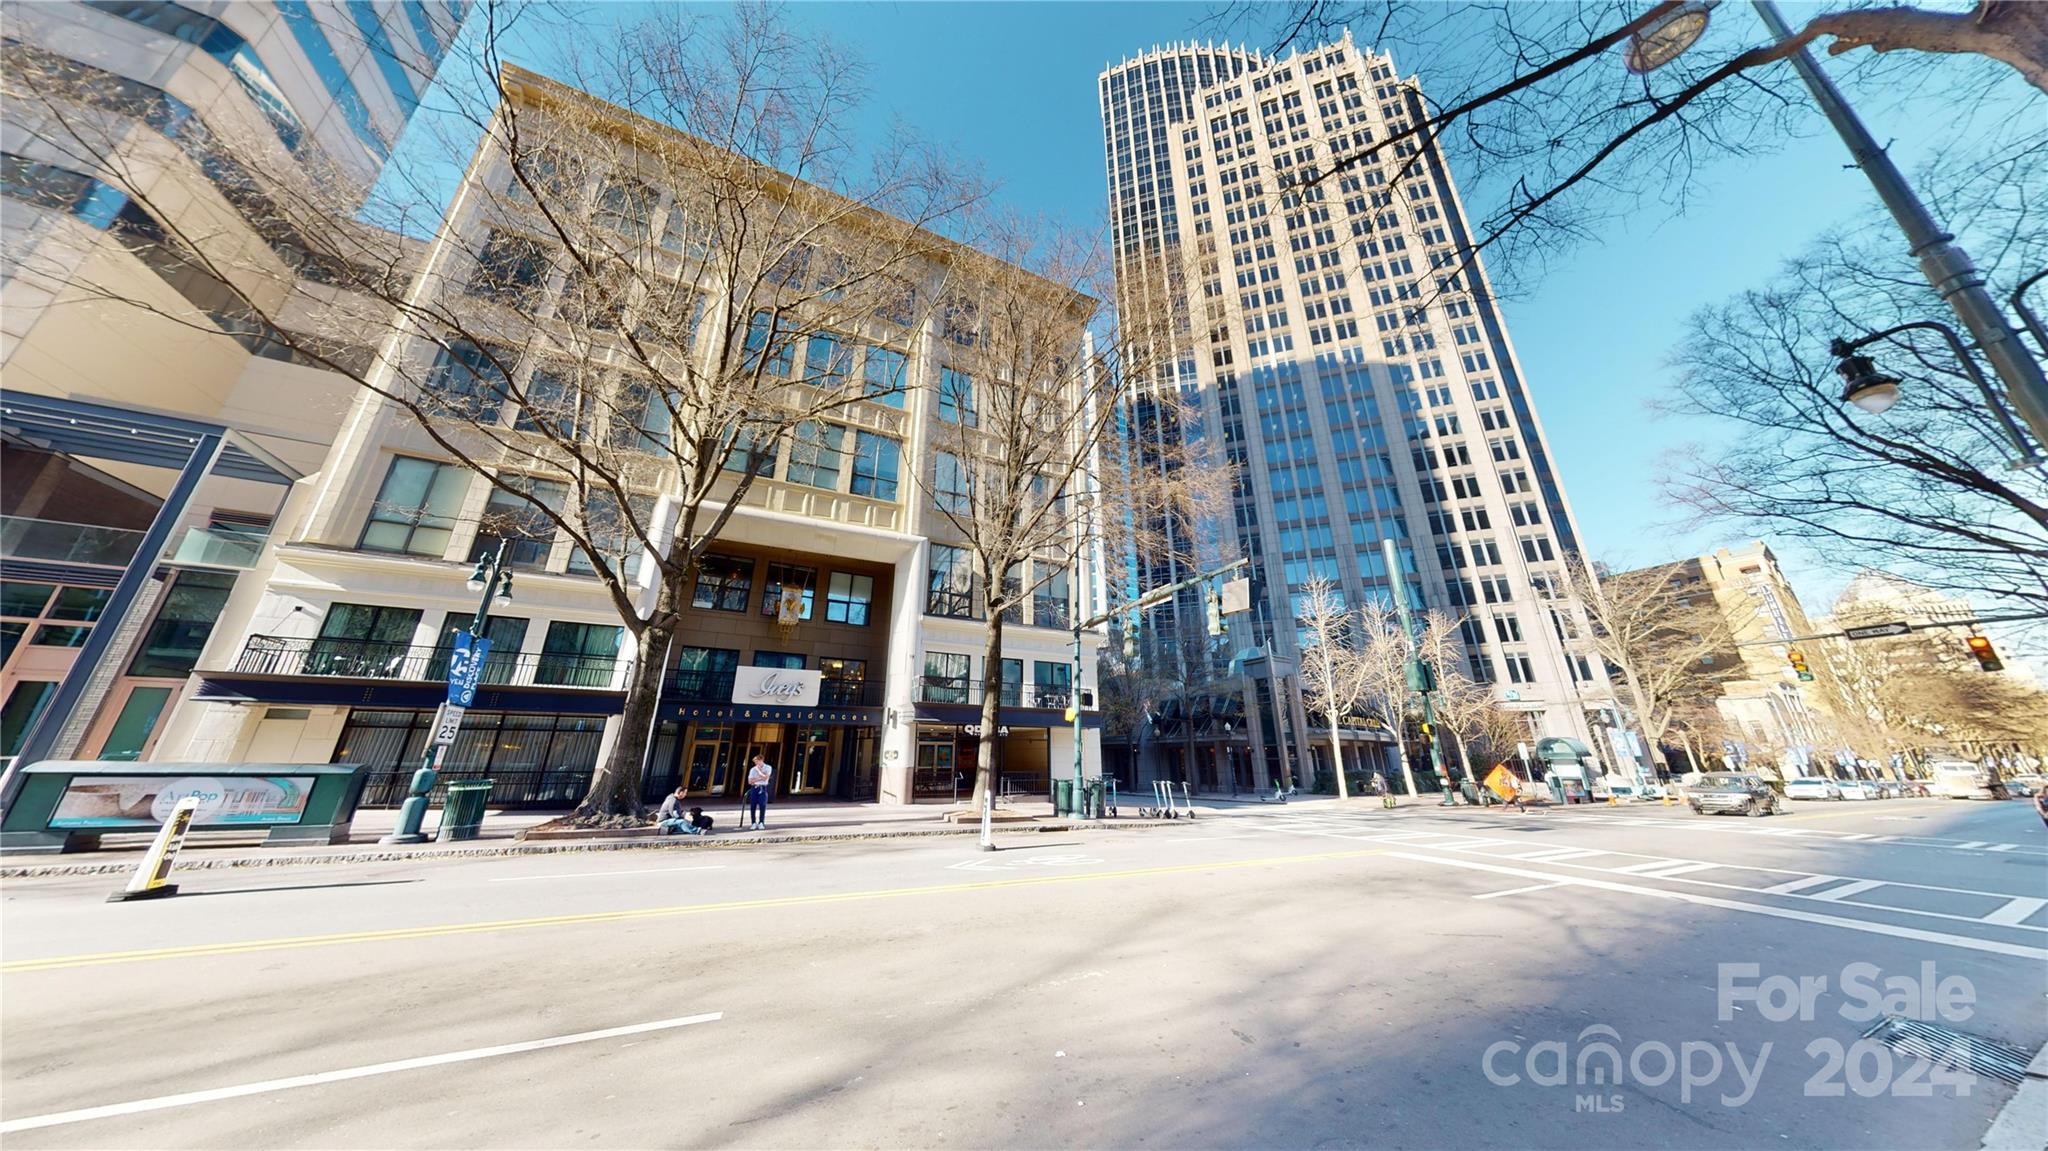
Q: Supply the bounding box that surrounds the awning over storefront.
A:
[662,702,883,727]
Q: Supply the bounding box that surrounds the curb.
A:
[1979,1043,2048,1150]
[0,819,1173,879]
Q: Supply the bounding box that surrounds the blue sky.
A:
[422,1,2027,619]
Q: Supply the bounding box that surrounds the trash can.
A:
[1053,778,1075,817]
[436,780,493,842]
[1083,778,1105,819]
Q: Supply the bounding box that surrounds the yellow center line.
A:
[2,847,1386,973]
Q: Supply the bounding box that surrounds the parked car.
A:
[1837,779,1878,800]
[1784,777,1842,802]
[1687,773,1783,817]
[2005,777,2037,798]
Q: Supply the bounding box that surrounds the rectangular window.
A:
[673,645,740,698]
[127,571,234,678]
[804,332,852,389]
[926,544,974,618]
[939,366,976,425]
[819,656,867,704]
[752,651,805,670]
[514,367,580,436]
[923,651,969,703]
[850,431,900,501]
[722,425,779,477]
[1033,566,1071,630]
[999,657,1024,706]
[360,456,468,556]
[309,603,421,676]
[595,176,654,239]
[744,310,795,376]
[692,554,753,612]
[1033,660,1072,708]
[537,621,621,686]
[863,345,906,407]
[566,492,651,579]
[1,680,57,759]
[423,339,510,424]
[468,230,548,307]
[786,421,844,490]
[934,451,972,514]
[471,476,566,570]
[760,563,816,620]
[824,572,873,626]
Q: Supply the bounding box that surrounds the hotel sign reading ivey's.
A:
[731,666,822,708]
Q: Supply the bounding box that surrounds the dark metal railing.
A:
[230,635,620,688]
[918,677,1072,709]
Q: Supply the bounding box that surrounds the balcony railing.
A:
[164,524,269,569]
[918,677,1073,709]
[1,516,144,568]
[231,635,621,688]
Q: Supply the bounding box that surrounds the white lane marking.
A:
[0,1013,723,1134]
[1837,833,1874,841]
[1380,852,2048,962]
[1763,874,1842,894]
[1866,836,1895,843]
[1496,847,1601,862]
[1608,858,1691,874]
[489,865,727,883]
[1809,879,1886,902]
[1956,841,1991,849]
[1983,897,2048,927]
[1472,882,1566,900]
[1985,844,2018,853]
[1638,861,1719,878]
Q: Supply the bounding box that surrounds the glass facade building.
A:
[1100,34,1612,790]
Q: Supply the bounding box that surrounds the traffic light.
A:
[1405,659,1436,693]
[1786,648,1814,682]
[1205,588,1225,637]
[1121,613,1138,662]
[1966,635,2004,672]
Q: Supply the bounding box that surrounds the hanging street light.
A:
[1623,0,1718,74]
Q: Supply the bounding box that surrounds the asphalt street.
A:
[2,796,2043,1149]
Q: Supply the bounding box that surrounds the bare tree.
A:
[1352,597,1422,796]
[3,6,986,816]
[1658,128,2048,628]
[1561,554,1744,771]
[1296,576,1368,798]
[912,215,1222,810]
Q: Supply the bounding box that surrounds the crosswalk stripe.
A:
[1762,874,1840,894]
[1810,879,1885,902]
[1638,861,1718,878]
[1956,841,1990,849]
[1983,897,2047,926]
[1608,858,1690,874]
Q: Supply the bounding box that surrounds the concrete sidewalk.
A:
[0,791,1610,878]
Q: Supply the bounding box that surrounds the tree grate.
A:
[1859,1014,2032,1086]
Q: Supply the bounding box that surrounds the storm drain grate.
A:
[1859,1014,2032,1085]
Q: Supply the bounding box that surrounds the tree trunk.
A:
[1387,707,1419,797]
[1807,4,2048,94]
[576,613,673,818]
[971,613,1006,811]
[1616,663,1670,770]
[1326,712,1349,800]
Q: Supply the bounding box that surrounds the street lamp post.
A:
[1629,1,2048,449]
[1830,321,2043,466]
[380,541,513,845]
[1381,538,1454,805]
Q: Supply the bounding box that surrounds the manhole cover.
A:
[1859,1015,2032,1085]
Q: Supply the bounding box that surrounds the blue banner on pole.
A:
[447,631,491,707]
